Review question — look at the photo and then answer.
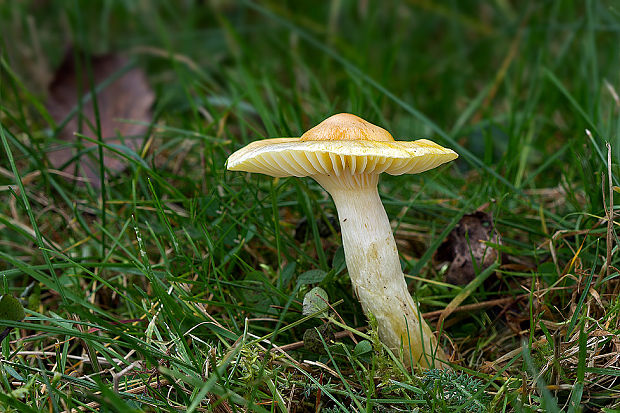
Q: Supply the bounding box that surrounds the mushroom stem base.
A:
[315,174,448,369]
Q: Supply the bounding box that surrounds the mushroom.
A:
[227,113,458,368]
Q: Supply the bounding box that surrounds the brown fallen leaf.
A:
[46,48,154,187]
[434,210,501,285]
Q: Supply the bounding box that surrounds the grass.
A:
[1,0,619,411]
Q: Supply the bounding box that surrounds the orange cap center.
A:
[300,113,394,142]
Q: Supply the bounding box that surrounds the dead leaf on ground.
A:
[46,48,154,188]
[434,210,501,285]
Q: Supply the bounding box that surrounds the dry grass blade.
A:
[603,143,614,281]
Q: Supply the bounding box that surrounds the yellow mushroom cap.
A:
[300,113,394,142]
[226,113,458,178]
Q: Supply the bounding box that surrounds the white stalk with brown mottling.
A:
[314,172,448,368]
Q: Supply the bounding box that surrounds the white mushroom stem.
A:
[314,172,448,369]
